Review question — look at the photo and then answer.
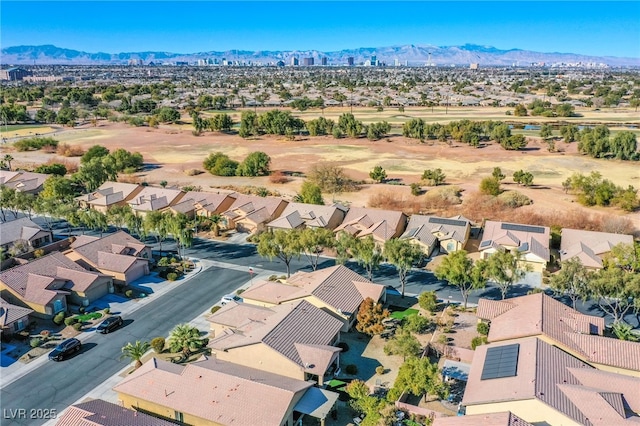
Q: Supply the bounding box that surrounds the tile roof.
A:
[334,207,406,241]
[0,171,49,193]
[463,337,640,425]
[0,252,102,305]
[128,187,184,211]
[208,300,343,371]
[238,280,308,304]
[70,231,148,273]
[0,217,50,247]
[185,190,236,213]
[560,228,633,268]
[481,221,550,261]
[402,215,471,246]
[267,202,346,230]
[75,181,141,207]
[433,412,533,426]
[207,301,280,332]
[476,293,640,371]
[224,194,287,217]
[55,398,175,426]
[0,297,33,327]
[113,356,313,426]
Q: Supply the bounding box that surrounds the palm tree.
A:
[209,214,222,237]
[120,340,151,369]
[3,155,13,171]
[168,324,205,357]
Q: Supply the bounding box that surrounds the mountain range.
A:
[2,44,638,66]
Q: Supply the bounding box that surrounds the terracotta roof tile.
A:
[0,297,33,327]
[433,412,533,426]
[55,398,175,426]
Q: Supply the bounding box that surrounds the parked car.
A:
[96,316,124,334]
[220,294,242,305]
[49,338,81,361]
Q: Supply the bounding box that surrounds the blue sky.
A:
[2,1,639,58]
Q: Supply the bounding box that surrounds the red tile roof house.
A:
[479,221,550,287]
[433,411,533,426]
[266,202,348,231]
[55,398,176,426]
[401,215,471,258]
[126,187,186,217]
[64,231,151,285]
[0,297,33,337]
[0,217,53,252]
[0,170,50,194]
[75,181,143,213]
[113,355,339,426]
[461,337,640,425]
[560,228,634,269]
[240,265,386,332]
[207,299,343,386]
[334,206,408,245]
[220,194,289,234]
[477,292,640,377]
[175,190,237,219]
[0,252,113,317]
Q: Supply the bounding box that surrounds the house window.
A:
[14,319,25,332]
[174,411,184,422]
[446,242,455,252]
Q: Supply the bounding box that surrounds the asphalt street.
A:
[0,266,246,426]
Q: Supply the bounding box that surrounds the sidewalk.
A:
[0,258,207,389]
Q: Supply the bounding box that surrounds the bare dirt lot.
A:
[4,107,639,232]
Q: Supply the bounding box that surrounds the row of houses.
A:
[433,292,640,426]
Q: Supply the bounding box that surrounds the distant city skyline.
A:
[1,1,639,58]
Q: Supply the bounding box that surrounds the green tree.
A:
[479,176,501,196]
[421,168,446,186]
[307,163,355,194]
[610,131,637,160]
[384,238,424,297]
[120,340,150,369]
[168,324,206,356]
[166,213,193,258]
[34,163,66,176]
[41,176,78,200]
[238,111,259,138]
[295,181,324,205]
[540,124,553,139]
[390,357,448,402]
[203,152,239,176]
[337,113,363,138]
[107,204,132,230]
[478,250,531,299]
[81,209,108,237]
[155,107,180,123]
[418,290,438,312]
[369,165,387,183]
[366,121,391,140]
[383,328,421,360]
[74,157,117,191]
[434,250,486,309]
[3,155,13,171]
[298,227,335,270]
[144,211,170,255]
[335,231,357,265]
[560,125,580,143]
[555,103,575,117]
[492,167,505,181]
[589,266,639,324]
[611,322,640,342]
[306,117,334,136]
[352,236,383,282]
[356,297,389,336]
[550,258,592,310]
[513,170,534,186]
[81,145,110,164]
[502,134,528,150]
[209,214,223,237]
[237,151,271,177]
[255,230,302,277]
[513,104,528,116]
[207,113,234,131]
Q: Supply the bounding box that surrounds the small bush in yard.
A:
[103,308,110,315]
[64,317,77,326]
[151,337,166,353]
[346,364,358,375]
[30,337,43,348]
[53,312,66,325]
[125,290,134,298]
[210,306,221,314]
[73,323,83,331]
[376,366,385,375]
[477,322,490,336]
[471,336,488,350]
[40,330,51,338]
[166,272,178,281]
[337,342,349,352]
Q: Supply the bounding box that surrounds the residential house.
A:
[560,228,634,269]
[433,412,533,426]
[479,221,550,286]
[208,300,343,385]
[476,292,640,377]
[401,215,471,257]
[334,207,407,244]
[0,170,49,194]
[0,297,33,336]
[127,187,185,217]
[267,202,348,231]
[462,337,640,425]
[189,191,237,218]
[113,356,338,426]
[64,231,151,285]
[0,217,52,252]
[55,399,176,426]
[75,181,143,213]
[239,265,386,331]
[0,252,113,316]
[221,194,288,233]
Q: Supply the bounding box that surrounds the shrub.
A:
[125,290,134,298]
[269,171,290,184]
[345,364,358,375]
[497,191,532,208]
[376,366,385,375]
[40,330,51,338]
[158,257,170,267]
[210,306,221,314]
[103,308,110,315]
[471,336,488,350]
[403,315,432,334]
[56,143,85,157]
[418,291,438,312]
[64,317,78,326]
[166,272,178,281]
[30,337,43,348]
[410,183,422,196]
[73,323,83,331]
[14,137,59,152]
[477,322,490,336]
[184,168,204,176]
[33,249,45,258]
[53,312,66,325]
[151,337,166,353]
[170,257,178,264]
[480,176,501,196]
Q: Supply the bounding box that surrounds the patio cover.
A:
[442,359,471,382]
[294,387,339,420]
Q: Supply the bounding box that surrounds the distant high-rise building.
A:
[303,57,314,66]
[347,57,354,66]
[321,57,328,66]
[470,63,479,70]
[290,57,299,66]
[394,58,400,67]
[370,55,377,66]
[276,60,285,67]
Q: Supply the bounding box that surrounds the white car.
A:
[220,294,242,305]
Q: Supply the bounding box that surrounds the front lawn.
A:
[75,312,103,322]
[389,308,419,320]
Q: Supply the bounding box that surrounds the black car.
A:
[49,338,81,361]
[96,316,123,334]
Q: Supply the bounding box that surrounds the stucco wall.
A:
[212,343,305,381]
[465,399,581,426]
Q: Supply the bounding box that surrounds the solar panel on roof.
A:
[501,223,545,234]
[428,217,468,227]
[481,344,519,380]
